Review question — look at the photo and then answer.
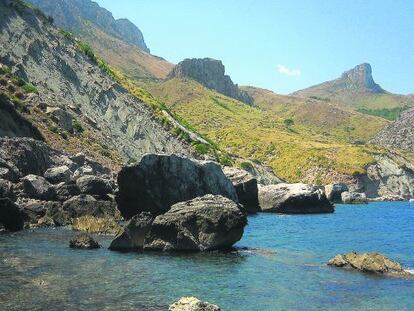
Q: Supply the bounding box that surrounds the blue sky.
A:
[95,0,413,95]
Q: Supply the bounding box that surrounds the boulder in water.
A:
[325,183,348,203]
[341,191,368,204]
[116,154,237,219]
[69,233,100,249]
[328,252,412,277]
[169,297,221,311]
[258,183,334,214]
[0,198,24,231]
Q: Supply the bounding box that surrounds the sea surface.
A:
[0,202,413,311]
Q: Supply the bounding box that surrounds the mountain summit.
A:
[340,63,384,93]
[168,58,254,105]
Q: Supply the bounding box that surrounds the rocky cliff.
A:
[26,0,150,53]
[373,107,414,153]
[168,58,254,105]
[0,0,191,163]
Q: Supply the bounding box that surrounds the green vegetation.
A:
[22,83,39,94]
[357,106,407,120]
[77,41,97,63]
[192,142,211,155]
[240,161,254,170]
[72,119,84,133]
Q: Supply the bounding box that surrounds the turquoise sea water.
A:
[0,202,413,311]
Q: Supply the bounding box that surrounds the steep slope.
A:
[373,106,414,154]
[26,0,173,82]
[0,0,191,164]
[167,58,253,105]
[149,78,384,184]
[292,63,414,117]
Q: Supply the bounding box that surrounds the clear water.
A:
[0,202,413,311]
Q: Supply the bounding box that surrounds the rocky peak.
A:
[168,58,254,105]
[341,63,384,93]
[26,0,150,53]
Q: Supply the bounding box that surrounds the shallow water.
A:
[0,202,413,311]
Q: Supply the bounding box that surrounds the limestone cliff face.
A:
[373,107,414,153]
[0,0,190,162]
[168,58,254,105]
[340,63,384,93]
[26,0,150,53]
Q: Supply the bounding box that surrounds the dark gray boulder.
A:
[109,212,154,251]
[44,165,72,184]
[341,191,368,204]
[223,167,259,213]
[116,154,238,219]
[259,183,334,214]
[325,183,349,203]
[54,181,81,202]
[144,195,247,251]
[0,178,14,199]
[0,198,24,231]
[21,174,56,200]
[69,233,100,249]
[76,176,113,197]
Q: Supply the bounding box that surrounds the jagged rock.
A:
[328,252,412,277]
[341,191,367,204]
[70,153,86,167]
[54,181,81,202]
[116,154,238,219]
[0,178,14,199]
[35,216,55,228]
[76,175,113,197]
[168,58,254,105]
[169,297,221,311]
[325,183,349,203]
[109,212,154,250]
[0,198,24,231]
[144,195,247,252]
[223,167,259,213]
[259,183,334,214]
[69,233,100,249]
[46,107,73,132]
[21,174,55,200]
[44,165,72,184]
[73,166,94,179]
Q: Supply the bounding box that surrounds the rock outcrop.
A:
[0,198,24,231]
[144,195,246,251]
[341,191,368,204]
[69,233,100,249]
[328,252,412,277]
[110,195,247,252]
[27,0,150,52]
[223,167,260,213]
[325,183,349,203]
[169,297,221,311]
[116,154,237,219]
[168,58,254,105]
[258,183,334,214]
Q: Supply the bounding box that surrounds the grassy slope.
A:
[148,78,388,183]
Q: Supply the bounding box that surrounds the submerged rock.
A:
[223,167,260,213]
[144,195,247,252]
[109,212,154,250]
[325,183,348,203]
[116,154,237,219]
[169,297,221,311]
[69,233,100,249]
[258,183,334,214]
[327,252,412,277]
[0,198,24,231]
[341,191,368,204]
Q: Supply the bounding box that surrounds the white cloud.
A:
[277,64,301,77]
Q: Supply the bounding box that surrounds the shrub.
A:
[12,76,26,87]
[22,83,39,94]
[283,118,294,127]
[193,142,210,155]
[77,42,97,63]
[240,161,253,170]
[72,119,84,133]
[59,29,75,41]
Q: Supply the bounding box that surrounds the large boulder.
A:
[223,167,259,213]
[0,198,24,231]
[325,183,349,203]
[169,297,221,311]
[21,174,55,200]
[328,252,412,277]
[116,154,238,219]
[109,212,154,250]
[46,107,73,132]
[69,233,100,249]
[54,181,81,202]
[341,191,368,204]
[44,166,72,184]
[0,178,14,199]
[76,176,113,197]
[62,194,118,222]
[144,195,247,251]
[259,183,334,214]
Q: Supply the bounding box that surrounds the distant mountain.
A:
[167,58,254,105]
[26,0,173,82]
[27,0,149,52]
[292,63,414,114]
